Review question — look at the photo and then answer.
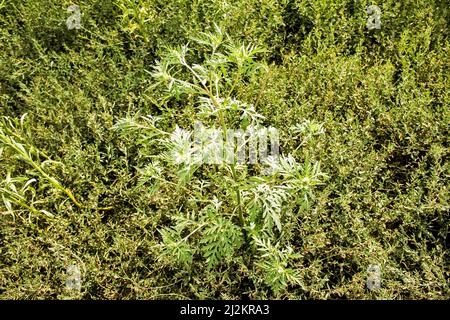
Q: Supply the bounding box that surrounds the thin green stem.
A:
[226,71,241,101]
[230,164,244,227]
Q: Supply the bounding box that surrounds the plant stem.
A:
[226,71,241,101]
[230,164,244,227]
[254,64,272,110]
[181,54,247,240]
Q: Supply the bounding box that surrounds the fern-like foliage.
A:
[199,208,243,268]
[135,160,163,196]
[243,183,290,232]
[158,225,195,267]
[254,237,303,294]
[114,26,326,295]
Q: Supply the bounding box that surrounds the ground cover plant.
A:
[0,0,449,299]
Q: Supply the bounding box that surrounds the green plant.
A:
[115,27,326,294]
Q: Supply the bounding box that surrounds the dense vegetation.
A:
[0,0,449,299]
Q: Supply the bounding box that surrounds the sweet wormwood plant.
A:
[115,25,326,294]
